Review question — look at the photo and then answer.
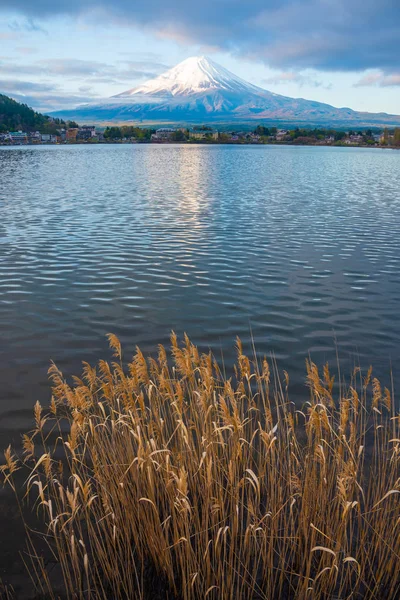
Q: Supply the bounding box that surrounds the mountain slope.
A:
[51,57,400,127]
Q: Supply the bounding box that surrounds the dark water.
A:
[1,143,400,438]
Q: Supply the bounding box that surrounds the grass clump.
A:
[2,333,400,599]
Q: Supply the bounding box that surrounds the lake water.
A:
[1,143,400,442]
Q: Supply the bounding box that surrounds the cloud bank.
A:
[262,72,330,89]
[355,71,400,87]
[0,56,169,109]
[1,0,399,73]
[0,56,169,87]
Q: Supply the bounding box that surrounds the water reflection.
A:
[0,144,400,438]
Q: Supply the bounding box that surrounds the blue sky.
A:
[0,1,399,115]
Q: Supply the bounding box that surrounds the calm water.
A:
[1,144,400,438]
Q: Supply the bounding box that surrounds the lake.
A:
[1,143,400,444]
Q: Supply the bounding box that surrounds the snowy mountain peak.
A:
[114,55,264,98]
[53,55,400,127]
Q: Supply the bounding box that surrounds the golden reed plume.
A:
[1,334,399,599]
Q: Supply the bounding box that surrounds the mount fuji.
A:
[52,56,400,127]
[114,56,265,99]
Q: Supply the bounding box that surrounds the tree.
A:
[394,128,400,147]
[104,126,122,139]
[382,128,390,146]
[334,131,346,141]
[254,125,270,136]
[172,130,186,142]
[218,133,230,143]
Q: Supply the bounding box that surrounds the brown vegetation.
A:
[1,334,400,599]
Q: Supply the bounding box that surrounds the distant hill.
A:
[51,56,400,128]
[0,94,67,133]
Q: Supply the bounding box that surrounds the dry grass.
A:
[2,334,400,599]
[0,582,16,600]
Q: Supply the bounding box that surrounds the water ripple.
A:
[0,144,400,422]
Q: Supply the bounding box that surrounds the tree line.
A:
[103,126,155,140]
[254,125,400,146]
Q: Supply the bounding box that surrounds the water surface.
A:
[1,143,400,440]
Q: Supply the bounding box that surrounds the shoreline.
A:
[1,140,399,149]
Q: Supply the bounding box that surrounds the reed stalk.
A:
[1,334,399,599]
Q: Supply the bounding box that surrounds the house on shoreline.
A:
[151,128,177,141]
[188,128,218,140]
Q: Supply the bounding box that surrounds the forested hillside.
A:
[0,94,66,133]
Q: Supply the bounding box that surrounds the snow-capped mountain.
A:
[115,56,264,98]
[51,56,400,127]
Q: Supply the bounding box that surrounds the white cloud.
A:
[262,71,331,89]
[355,71,400,87]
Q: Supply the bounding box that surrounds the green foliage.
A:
[0,94,67,133]
[334,131,346,141]
[251,125,377,145]
[382,128,390,145]
[103,125,155,140]
[104,126,122,139]
[254,125,271,136]
[171,130,187,141]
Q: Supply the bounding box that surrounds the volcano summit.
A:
[52,56,400,127]
[115,56,264,98]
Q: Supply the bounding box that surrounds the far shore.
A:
[2,124,400,149]
[1,139,400,149]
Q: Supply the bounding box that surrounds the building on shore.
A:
[77,126,97,141]
[29,131,41,143]
[188,129,218,140]
[40,134,57,143]
[66,128,79,142]
[151,128,176,141]
[9,131,28,144]
[349,134,364,144]
[276,129,289,141]
[58,129,67,142]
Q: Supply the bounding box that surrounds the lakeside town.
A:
[1,123,400,147]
